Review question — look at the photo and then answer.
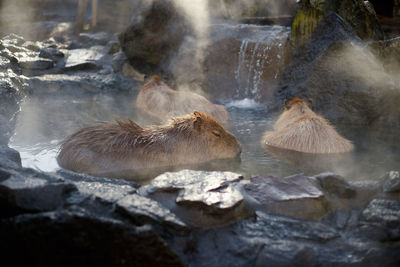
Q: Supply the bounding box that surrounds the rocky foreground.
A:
[1,143,400,266]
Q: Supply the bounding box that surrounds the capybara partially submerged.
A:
[263,98,354,153]
[136,76,229,124]
[57,112,241,177]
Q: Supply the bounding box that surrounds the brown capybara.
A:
[136,76,229,124]
[57,112,241,177]
[263,98,354,154]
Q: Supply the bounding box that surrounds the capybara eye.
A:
[212,131,221,137]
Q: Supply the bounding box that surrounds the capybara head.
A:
[168,112,241,162]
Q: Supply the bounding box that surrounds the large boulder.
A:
[119,0,190,73]
[291,0,385,47]
[275,12,400,130]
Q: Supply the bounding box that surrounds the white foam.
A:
[225,98,264,109]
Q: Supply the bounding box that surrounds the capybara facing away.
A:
[136,76,229,124]
[263,98,354,154]
[57,112,241,177]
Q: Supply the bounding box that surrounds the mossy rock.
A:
[291,0,385,47]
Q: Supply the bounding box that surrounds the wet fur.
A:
[136,76,229,123]
[264,98,354,153]
[57,112,241,176]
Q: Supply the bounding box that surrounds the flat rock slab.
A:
[117,193,187,230]
[141,170,244,211]
[244,174,327,219]
[64,46,105,70]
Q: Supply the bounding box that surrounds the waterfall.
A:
[234,29,288,101]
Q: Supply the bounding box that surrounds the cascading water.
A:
[233,25,289,101]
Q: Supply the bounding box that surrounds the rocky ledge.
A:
[1,144,399,266]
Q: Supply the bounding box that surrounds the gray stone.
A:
[360,199,400,241]
[142,170,244,212]
[64,46,105,70]
[276,12,400,129]
[0,145,22,171]
[0,209,185,267]
[0,168,76,217]
[243,174,327,219]
[313,172,356,198]
[18,56,54,70]
[117,193,187,230]
[119,0,191,73]
[382,171,400,193]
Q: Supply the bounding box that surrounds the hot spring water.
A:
[9,92,400,182]
[8,25,400,182]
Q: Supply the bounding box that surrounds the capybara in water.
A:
[57,112,241,177]
[263,98,354,153]
[136,76,229,124]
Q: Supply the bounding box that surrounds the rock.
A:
[140,170,248,227]
[0,145,22,171]
[58,169,138,203]
[313,172,356,198]
[142,170,244,212]
[18,56,54,70]
[360,199,400,241]
[0,167,76,218]
[117,194,187,230]
[64,46,105,71]
[243,174,327,219]
[382,171,400,193]
[0,70,26,145]
[275,12,400,128]
[119,0,190,73]
[0,209,185,267]
[187,24,290,101]
[291,0,384,47]
[368,37,400,85]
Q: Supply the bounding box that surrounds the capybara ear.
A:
[284,99,291,110]
[307,98,313,109]
[193,112,203,130]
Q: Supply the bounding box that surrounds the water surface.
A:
[10,94,400,182]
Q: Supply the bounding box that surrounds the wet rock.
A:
[58,169,138,203]
[142,170,244,212]
[78,32,113,47]
[18,56,54,70]
[119,0,190,73]
[276,12,400,128]
[0,145,22,171]
[291,0,384,47]
[0,167,76,218]
[313,172,356,198]
[0,209,185,267]
[117,194,187,230]
[360,199,400,241]
[382,171,400,193]
[186,24,290,101]
[64,46,105,71]
[243,174,327,219]
[0,70,26,145]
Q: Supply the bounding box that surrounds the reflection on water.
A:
[9,93,400,181]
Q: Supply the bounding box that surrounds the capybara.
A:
[57,112,241,177]
[263,98,354,153]
[136,76,229,124]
